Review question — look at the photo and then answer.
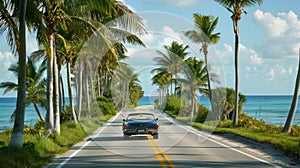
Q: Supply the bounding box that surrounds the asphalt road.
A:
[47,107,281,168]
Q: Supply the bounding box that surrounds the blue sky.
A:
[0,0,299,97]
[121,0,300,96]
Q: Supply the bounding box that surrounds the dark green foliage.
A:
[60,106,72,123]
[0,142,47,168]
[211,87,247,120]
[195,104,210,123]
[164,95,181,115]
[0,121,87,168]
[129,84,144,107]
[97,96,118,115]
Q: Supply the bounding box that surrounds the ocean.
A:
[138,95,300,126]
[0,96,299,131]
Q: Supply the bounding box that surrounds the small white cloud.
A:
[0,52,16,95]
[254,10,288,38]
[268,68,275,80]
[161,0,199,7]
[159,26,183,46]
[288,67,293,75]
[254,10,300,59]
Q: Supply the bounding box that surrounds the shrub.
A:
[195,104,210,123]
[164,95,190,116]
[97,96,118,116]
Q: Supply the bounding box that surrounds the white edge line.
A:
[56,111,122,168]
[160,112,281,168]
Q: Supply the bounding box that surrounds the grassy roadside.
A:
[174,112,300,159]
[0,115,111,168]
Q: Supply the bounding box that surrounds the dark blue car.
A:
[122,113,159,139]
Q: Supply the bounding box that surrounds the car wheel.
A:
[153,134,158,139]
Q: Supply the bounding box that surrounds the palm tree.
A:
[183,14,220,102]
[183,57,208,119]
[214,0,262,126]
[1,0,27,147]
[283,48,300,133]
[1,0,45,147]
[113,63,138,109]
[56,34,82,123]
[151,70,172,107]
[154,41,189,94]
[0,58,47,121]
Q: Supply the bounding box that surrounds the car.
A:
[122,112,159,139]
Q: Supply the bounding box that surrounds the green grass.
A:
[0,115,110,168]
[174,111,300,159]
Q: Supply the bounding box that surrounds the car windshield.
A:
[127,114,155,121]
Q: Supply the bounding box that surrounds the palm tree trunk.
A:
[232,24,239,127]
[67,61,78,123]
[84,63,90,114]
[97,74,101,97]
[90,74,95,102]
[77,61,83,120]
[60,76,66,110]
[9,0,27,147]
[203,43,212,100]
[58,64,63,115]
[53,49,60,134]
[33,103,44,121]
[283,48,300,133]
[45,32,55,134]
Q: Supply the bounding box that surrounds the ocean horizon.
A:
[0,95,299,131]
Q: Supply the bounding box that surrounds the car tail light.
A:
[154,124,159,129]
[123,125,128,129]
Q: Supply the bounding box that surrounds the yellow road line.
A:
[152,140,175,168]
[147,137,167,168]
[147,135,175,168]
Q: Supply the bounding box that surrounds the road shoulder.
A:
[210,132,299,167]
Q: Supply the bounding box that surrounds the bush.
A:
[195,104,210,123]
[164,95,190,116]
[97,96,118,116]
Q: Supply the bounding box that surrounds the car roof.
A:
[127,112,155,116]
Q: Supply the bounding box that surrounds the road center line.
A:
[152,140,176,168]
[147,137,167,168]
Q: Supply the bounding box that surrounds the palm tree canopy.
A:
[214,0,262,21]
[184,14,220,45]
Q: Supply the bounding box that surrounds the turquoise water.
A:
[138,95,300,126]
[0,96,299,131]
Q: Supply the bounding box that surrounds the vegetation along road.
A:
[47,107,280,168]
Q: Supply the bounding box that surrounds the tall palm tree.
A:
[56,34,82,123]
[184,57,208,119]
[7,0,27,147]
[183,14,220,102]
[0,58,47,121]
[113,63,138,109]
[1,0,44,147]
[283,48,300,133]
[214,0,262,126]
[151,70,172,106]
[154,41,189,94]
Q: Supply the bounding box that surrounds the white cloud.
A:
[268,68,275,81]
[254,10,300,59]
[0,52,16,96]
[161,0,199,7]
[254,10,288,38]
[159,26,183,46]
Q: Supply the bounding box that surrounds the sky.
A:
[0,0,299,97]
